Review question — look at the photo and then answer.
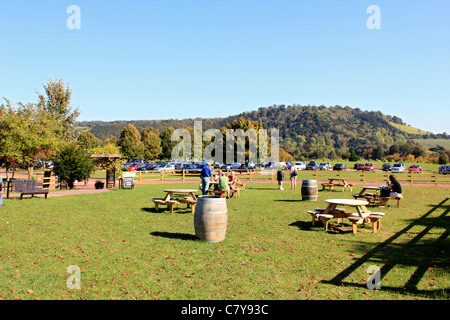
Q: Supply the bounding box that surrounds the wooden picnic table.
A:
[308,198,384,234]
[321,178,353,192]
[152,189,198,213]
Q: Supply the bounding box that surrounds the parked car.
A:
[354,163,363,170]
[242,162,256,170]
[45,161,54,169]
[285,162,292,169]
[319,162,332,170]
[408,165,422,172]
[333,163,347,171]
[382,163,392,171]
[306,161,319,170]
[293,162,306,171]
[363,163,375,171]
[154,163,175,171]
[135,163,148,171]
[127,163,142,171]
[34,161,45,169]
[391,163,406,171]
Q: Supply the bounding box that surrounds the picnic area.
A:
[0,180,448,300]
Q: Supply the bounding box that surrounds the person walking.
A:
[290,165,298,190]
[200,162,212,195]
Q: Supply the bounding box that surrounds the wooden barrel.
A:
[301,179,318,201]
[194,195,228,243]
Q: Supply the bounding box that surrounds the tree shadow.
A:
[320,197,450,299]
[150,231,198,241]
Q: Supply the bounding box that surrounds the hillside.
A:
[76,104,449,158]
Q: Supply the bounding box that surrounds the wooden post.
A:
[139,171,142,184]
[249,171,253,183]
[363,171,366,185]
[161,170,164,183]
[410,171,413,186]
[435,171,438,187]
[182,169,185,182]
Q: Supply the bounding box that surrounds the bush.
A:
[53,145,95,189]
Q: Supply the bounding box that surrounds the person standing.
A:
[200,162,212,195]
[290,165,298,190]
[276,162,286,190]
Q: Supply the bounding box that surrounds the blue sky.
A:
[0,0,449,134]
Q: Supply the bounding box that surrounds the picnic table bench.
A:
[152,189,198,213]
[308,199,385,234]
[11,180,49,200]
[352,186,402,207]
[321,178,353,192]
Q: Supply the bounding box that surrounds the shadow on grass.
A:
[150,231,198,241]
[321,197,450,299]
[140,207,192,214]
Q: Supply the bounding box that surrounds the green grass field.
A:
[0,182,448,300]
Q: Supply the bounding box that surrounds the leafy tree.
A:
[53,145,95,189]
[438,153,448,165]
[118,124,144,160]
[0,100,64,178]
[77,131,100,151]
[88,143,122,173]
[37,78,80,141]
[349,150,359,162]
[141,127,162,160]
[160,127,177,160]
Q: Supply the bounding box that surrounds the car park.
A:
[408,165,422,172]
[333,163,347,171]
[306,161,319,170]
[391,163,406,171]
[438,165,450,174]
[363,163,375,171]
[382,163,392,171]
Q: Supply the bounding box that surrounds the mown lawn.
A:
[0,182,448,300]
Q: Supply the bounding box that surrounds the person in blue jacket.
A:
[200,162,212,195]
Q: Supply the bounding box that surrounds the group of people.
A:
[201,161,403,198]
[200,162,238,196]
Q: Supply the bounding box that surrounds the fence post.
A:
[182,169,185,182]
[161,170,164,183]
[435,171,438,187]
[139,171,142,184]
[249,171,253,183]
[315,170,318,181]
[410,171,413,186]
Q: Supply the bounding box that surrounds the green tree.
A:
[141,128,162,160]
[37,78,80,141]
[77,131,100,151]
[160,127,177,160]
[118,124,145,160]
[349,150,359,162]
[0,100,64,178]
[53,145,95,189]
[438,153,448,165]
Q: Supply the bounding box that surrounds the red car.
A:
[127,164,141,171]
[408,165,422,172]
[355,163,365,171]
[363,163,375,171]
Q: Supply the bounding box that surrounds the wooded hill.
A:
[76,104,449,160]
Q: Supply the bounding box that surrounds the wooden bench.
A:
[346,211,385,234]
[152,198,178,213]
[378,196,402,208]
[11,180,49,200]
[177,197,197,214]
[308,208,347,226]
